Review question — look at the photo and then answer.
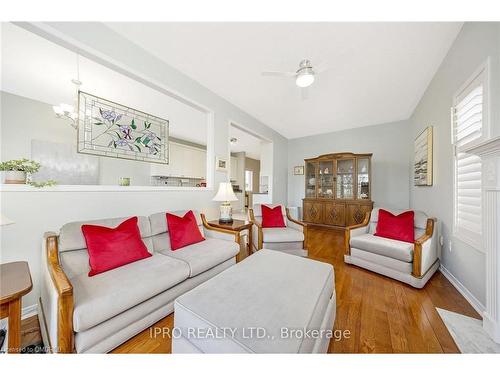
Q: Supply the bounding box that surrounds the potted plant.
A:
[0,159,41,184]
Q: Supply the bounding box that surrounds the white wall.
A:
[410,22,500,307]
[287,120,412,212]
[0,22,288,308]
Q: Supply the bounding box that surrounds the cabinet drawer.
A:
[303,201,323,224]
[324,202,346,226]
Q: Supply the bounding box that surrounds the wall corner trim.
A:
[440,265,485,317]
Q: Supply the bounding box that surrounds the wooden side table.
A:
[207,219,253,262]
[0,261,32,353]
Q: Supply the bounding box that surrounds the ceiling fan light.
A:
[296,72,314,88]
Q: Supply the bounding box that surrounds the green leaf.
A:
[131,119,136,129]
[94,122,104,125]
[143,138,150,145]
[134,145,141,152]
[113,141,117,148]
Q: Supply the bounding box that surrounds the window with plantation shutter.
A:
[452,63,488,250]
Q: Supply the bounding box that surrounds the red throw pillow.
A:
[261,205,286,228]
[81,217,151,277]
[374,209,415,243]
[166,210,205,250]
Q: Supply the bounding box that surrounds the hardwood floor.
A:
[111,225,480,354]
[19,225,479,353]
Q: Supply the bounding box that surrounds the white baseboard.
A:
[22,303,38,319]
[439,265,485,317]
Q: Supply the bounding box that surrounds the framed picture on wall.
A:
[414,126,433,186]
[293,165,304,175]
[215,156,228,172]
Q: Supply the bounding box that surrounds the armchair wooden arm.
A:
[248,208,263,251]
[412,218,436,278]
[285,208,308,249]
[344,211,371,255]
[200,214,239,243]
[45,234,74,353]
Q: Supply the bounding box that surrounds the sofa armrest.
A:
[412,218,438,278]
[344,211,371,255]
[248,208,263,251]
[44,232,74,353]
[200,214,239,243]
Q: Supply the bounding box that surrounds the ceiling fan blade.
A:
[261,71,296,77]
[301,87,309,101]
[314,62,328,74]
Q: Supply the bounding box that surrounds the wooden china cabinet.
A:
[302,152,373,227]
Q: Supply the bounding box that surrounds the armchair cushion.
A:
[374,209,415,243]
[261,205,286,228]
[350,233,414,262]
[262,227,304,243]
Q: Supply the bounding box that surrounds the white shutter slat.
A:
[452,71,486,247]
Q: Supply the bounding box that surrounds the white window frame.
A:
[451,59,490,252]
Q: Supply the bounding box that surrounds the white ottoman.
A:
[173,249,336,353]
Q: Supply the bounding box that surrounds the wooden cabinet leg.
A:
[8,298,21,354]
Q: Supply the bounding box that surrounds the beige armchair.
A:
[344,207,439,288]
[248,204,308,257]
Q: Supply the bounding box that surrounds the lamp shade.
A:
[213,182,238,202]
[0,214,14,226]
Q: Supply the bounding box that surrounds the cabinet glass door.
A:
[357,158,370,199]
[318,160,334,198]
[305,161,317,198]
[336,159,354,199]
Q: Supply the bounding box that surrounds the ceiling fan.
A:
[261,59,327,99]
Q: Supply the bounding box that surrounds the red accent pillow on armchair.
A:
[261,205,286,228]
[81,216,151,277]
[166,210,205,250]
[374,209,415,243]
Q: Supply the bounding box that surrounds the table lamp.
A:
[213,182,238,224]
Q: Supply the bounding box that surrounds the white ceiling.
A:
[1,23,208,146]
[106,22,462,139]
[229,125,264,160]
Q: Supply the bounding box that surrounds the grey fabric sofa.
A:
[248,204,308,257]
[344,207,439,288]
[40,210,239,353]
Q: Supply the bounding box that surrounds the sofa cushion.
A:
[59,216,152,253]
[82,217,152,276]
[160,238,239,277]
[166,210,205,250]
[262,227,304,243]
[149,210,203,235]
[72,254,189,332]
[350,233,414,262]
